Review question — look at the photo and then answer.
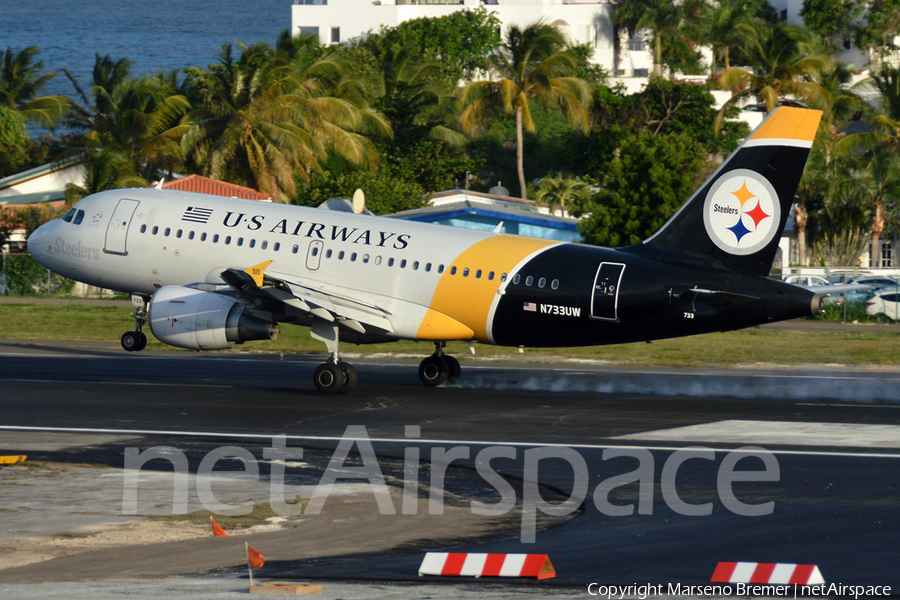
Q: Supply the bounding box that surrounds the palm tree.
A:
[183,36,391,203]
[715,24,829,130]
[457,21,591,200]
[535,174,591,216]
[847,150,900,268]
[367,41,465,147]
[705,1,761,71]
[612,0,683,77]
[65,54,191,184]
[0,46,70,130]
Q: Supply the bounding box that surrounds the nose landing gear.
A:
[121,294,149,352]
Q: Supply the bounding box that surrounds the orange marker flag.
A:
[210,516,228,537]
[247,544,265,569]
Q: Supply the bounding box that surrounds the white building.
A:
[290,0,654,77]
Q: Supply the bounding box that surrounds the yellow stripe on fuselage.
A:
[419,235,558,342]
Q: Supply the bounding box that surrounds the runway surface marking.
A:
[3,379,232,389]
[3,425,900,459]
[616,419,900,448]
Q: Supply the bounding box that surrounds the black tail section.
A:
[628,107,822,276]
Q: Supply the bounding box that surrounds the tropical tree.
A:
[612,0,707,76]
[183,35,391,203]
[716,24,829,129]
[457,21,591,200]
[706,0,762,71]
[0,46,70,130]
[65,54,191,185]
[534,174,590,216]
[847,150,900,268]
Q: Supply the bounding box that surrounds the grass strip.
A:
[1,302,898,368]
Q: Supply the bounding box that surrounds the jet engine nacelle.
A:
[148,285,279,350]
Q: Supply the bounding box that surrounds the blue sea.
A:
[0,0,292,101]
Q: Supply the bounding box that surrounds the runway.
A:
[1,340,899,589]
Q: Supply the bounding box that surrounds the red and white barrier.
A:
[418,552,556,579]
[711,562,825,585]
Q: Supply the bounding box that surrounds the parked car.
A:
[782,275,832,287]
[865,286,900,320]
[851,275,900,290]
[824,271,872,285]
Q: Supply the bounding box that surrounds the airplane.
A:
[28,106,824,394]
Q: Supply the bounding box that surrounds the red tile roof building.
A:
[160,175,272,201]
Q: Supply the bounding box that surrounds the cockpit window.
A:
[61,208,76,223]
[73,209,85,225]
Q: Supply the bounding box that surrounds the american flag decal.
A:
[182,206,213,224]
[523,302,537,312]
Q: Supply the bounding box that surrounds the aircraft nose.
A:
[27,223,53,267]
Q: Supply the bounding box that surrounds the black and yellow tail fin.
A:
[630,107,822,276]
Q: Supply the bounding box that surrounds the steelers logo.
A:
[703,169,781,256]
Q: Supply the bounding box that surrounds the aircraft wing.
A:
[218,262,394,335]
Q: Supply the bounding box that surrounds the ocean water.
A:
[0,0,292,100]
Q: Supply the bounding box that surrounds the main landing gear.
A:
[121,294,149,352]
[310,321,357,394]
[418,342,461,387]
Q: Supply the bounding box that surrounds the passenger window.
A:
[388,258,395,267]
[261,241,267,250]
[213,234,219,243]
[538,277,546,288]
[438,264,444,273]
[274,242,280,251]
[61,208,76,223]
[425,263,432,272]
[201,232,207,241]
[292,245,299,254]
[225,236,231,245]
[140,224,147,233]
[375,256,382,265]
[451,266,457,275]
[551,279,559,290]
[188,231,195,240]
[249,239,255,248]
[463,268,470,277]
[488,271,494,280]
[176,229,183,238]
[501,273,507,282]
[165,228,171,237]
[152,226,159,235]
[526,276,534,286]
[513,274,521,285]
[311,246,318,256]
[326,249,332,258]
[363,254,370,263]
[338,251,345,260]
[413,261,419,270]
[400,259,407,268]
[73,210,85,225]
[476,269,482,279]
[351,252,357,262]
[237,237,243,247]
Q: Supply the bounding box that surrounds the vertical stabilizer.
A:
[631,107,822,276]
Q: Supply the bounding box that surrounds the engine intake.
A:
[148,286,279,350]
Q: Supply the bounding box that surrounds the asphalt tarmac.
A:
[1,340,899,593]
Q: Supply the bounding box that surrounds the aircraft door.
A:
[306,241,323,270]
[104,198,140,256]
[591,262,625,321]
